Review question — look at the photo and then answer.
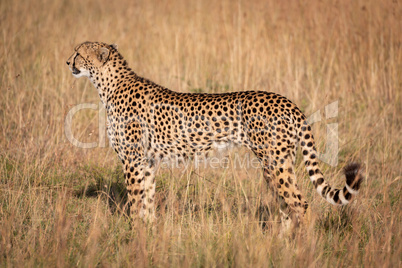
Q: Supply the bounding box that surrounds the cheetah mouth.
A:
[72,67,80,75]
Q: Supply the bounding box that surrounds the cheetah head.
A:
[66,41,118,78]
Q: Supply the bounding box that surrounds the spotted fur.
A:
[67,42,364,223]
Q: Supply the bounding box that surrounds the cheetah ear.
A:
[97,47,110,64]
[110,43,118,50]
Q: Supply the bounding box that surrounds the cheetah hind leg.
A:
[262,168,294,232]
[263,156,308,232]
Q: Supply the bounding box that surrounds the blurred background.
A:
[0,0,400,266]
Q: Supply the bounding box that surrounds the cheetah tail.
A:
[299,123,364,205]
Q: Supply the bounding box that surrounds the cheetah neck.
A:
[90,55,137,108]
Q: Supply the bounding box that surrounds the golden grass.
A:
[0,0,401,266]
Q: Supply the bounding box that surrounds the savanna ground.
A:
[1,0,401,266]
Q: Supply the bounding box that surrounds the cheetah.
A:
[66,41,363,226]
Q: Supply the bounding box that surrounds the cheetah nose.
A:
[66,61,70,65]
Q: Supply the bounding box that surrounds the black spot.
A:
[333,190,340,203]
[321,186,330,196]
[343,186,352,201]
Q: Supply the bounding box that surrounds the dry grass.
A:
[1,0,401,266]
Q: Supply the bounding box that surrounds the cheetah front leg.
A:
[124,157,157,222]
[124,158,146,220]
[142,160,156,221]
[120,120,156,222]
